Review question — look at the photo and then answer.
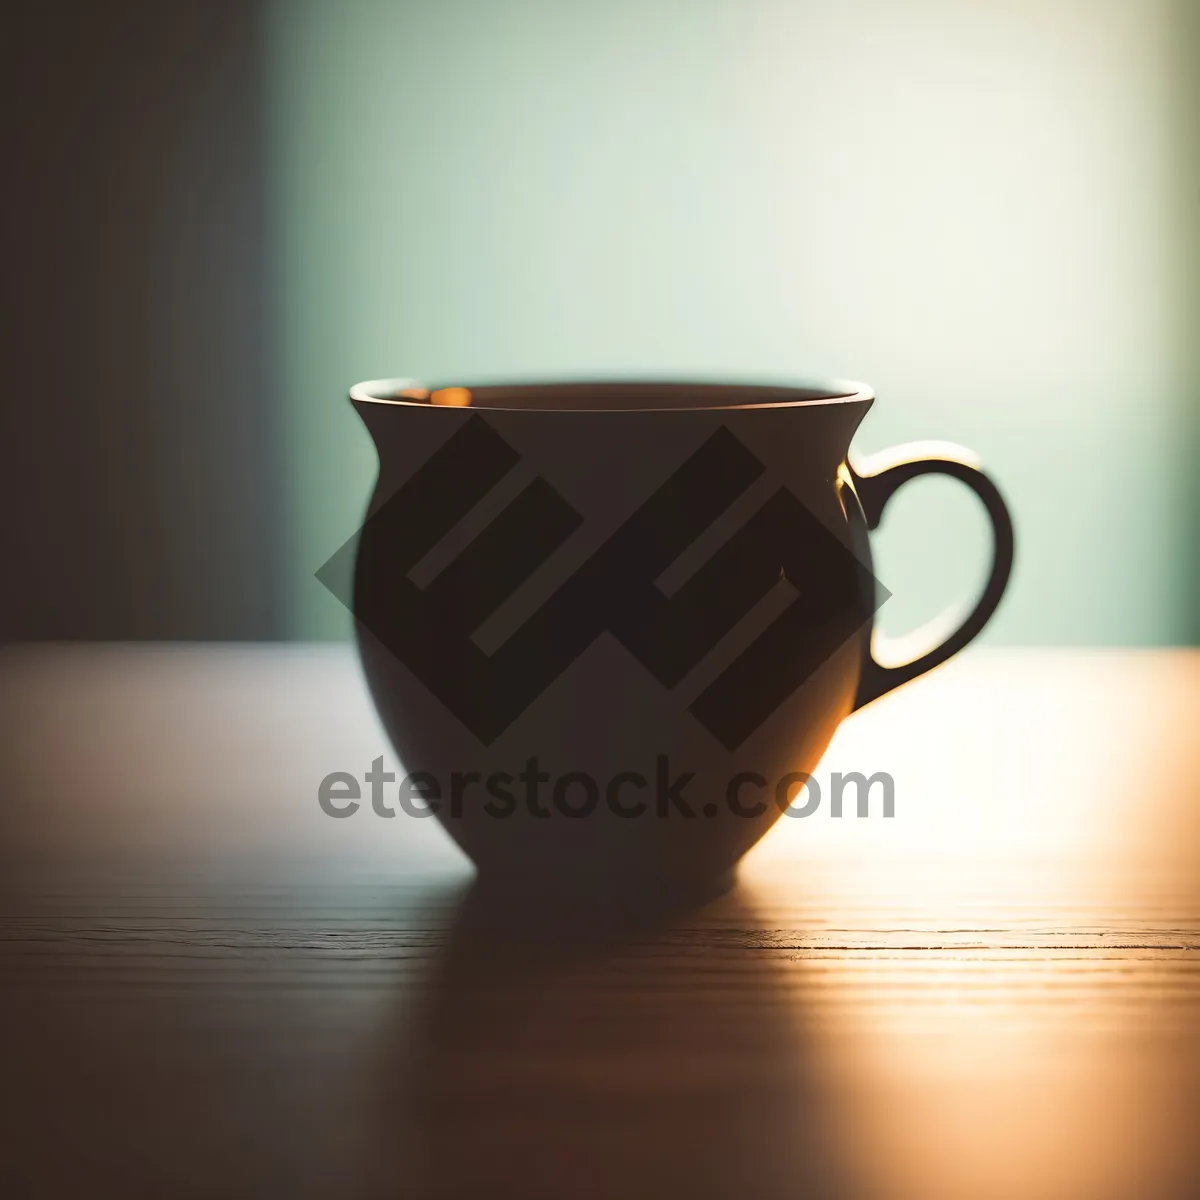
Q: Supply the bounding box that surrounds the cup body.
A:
[348,380,877,888]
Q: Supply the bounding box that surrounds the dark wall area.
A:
[1,2,280,640]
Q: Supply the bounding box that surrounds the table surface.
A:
[0,646,1197,1200]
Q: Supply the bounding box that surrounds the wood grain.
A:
[0,648,1197,1199]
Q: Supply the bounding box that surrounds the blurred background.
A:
[4,0,1197,648]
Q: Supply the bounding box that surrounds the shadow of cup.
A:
[369,878,852,1200]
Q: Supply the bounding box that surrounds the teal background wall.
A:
[267,0,1197,645]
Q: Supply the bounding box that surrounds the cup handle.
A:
[850,442,1015,710]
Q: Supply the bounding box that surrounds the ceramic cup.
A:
[335,379,1013,895]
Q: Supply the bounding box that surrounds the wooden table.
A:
[1,647,1197,1199]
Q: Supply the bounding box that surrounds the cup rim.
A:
[349,377,874,413]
